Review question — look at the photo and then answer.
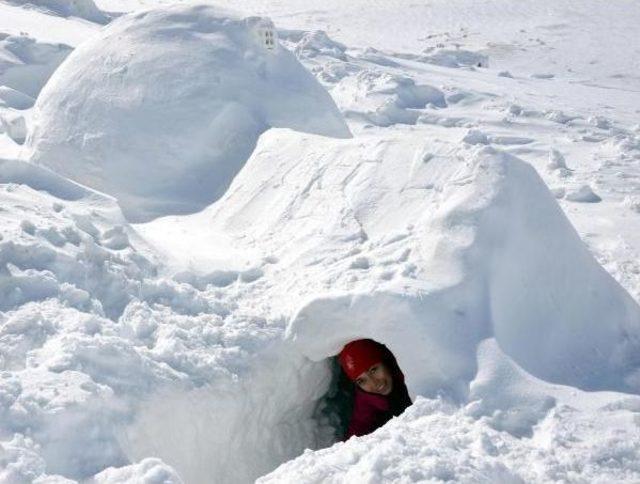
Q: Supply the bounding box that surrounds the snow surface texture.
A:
[4,0,110,24]
[2,0,640,483]
[25,4,351,222]
[0,33,71,100]
[0,31,72,157]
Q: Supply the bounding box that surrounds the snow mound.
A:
[179,127,640,397]
[333,70,446,126]
[92,458,182,483]
[126,127,640,481]
[25,4,351,222]
[281,141,640,395]
[0,86,34,110]
[565,184,602,203]
[0,33,72,99]
[0,110,27,145]
[292,30,348,61]
[5,0,109,24]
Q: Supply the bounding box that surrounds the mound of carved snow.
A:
[147,128,640,397]
[129,128,640,482]
[25,3,350,222]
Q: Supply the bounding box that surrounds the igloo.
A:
[25,4,351,222]
[123,128,640,482]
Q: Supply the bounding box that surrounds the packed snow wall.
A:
[285,143,640,396]
[24,4,350,222]
[173,127,640,396]
[117,344,335,484]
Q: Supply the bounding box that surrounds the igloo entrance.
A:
[116,309,428,484]
[116,344,347,484]
[117,259,640,484]
[313,357,354,442]
[319,339,415,441]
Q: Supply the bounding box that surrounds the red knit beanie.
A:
[338,339,386,381]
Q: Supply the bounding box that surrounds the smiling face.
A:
[355,362,394,396]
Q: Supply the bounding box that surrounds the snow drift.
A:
[4,0,109,24]
[0,33,72,100]
[25,4,351,222]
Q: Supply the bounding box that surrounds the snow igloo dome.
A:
[25,3,351,222]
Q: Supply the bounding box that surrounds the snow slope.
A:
[4,0,110,24]
[1,1,640,483]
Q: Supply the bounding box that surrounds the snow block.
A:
[283,143,640,396]
[25,4,351,222]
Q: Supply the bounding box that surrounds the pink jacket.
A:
[345,390,394,438]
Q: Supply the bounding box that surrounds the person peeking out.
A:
[338,339,412,440]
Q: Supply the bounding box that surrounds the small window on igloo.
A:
[255,27,277,51]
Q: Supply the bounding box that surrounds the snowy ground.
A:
[1,1,640,483]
